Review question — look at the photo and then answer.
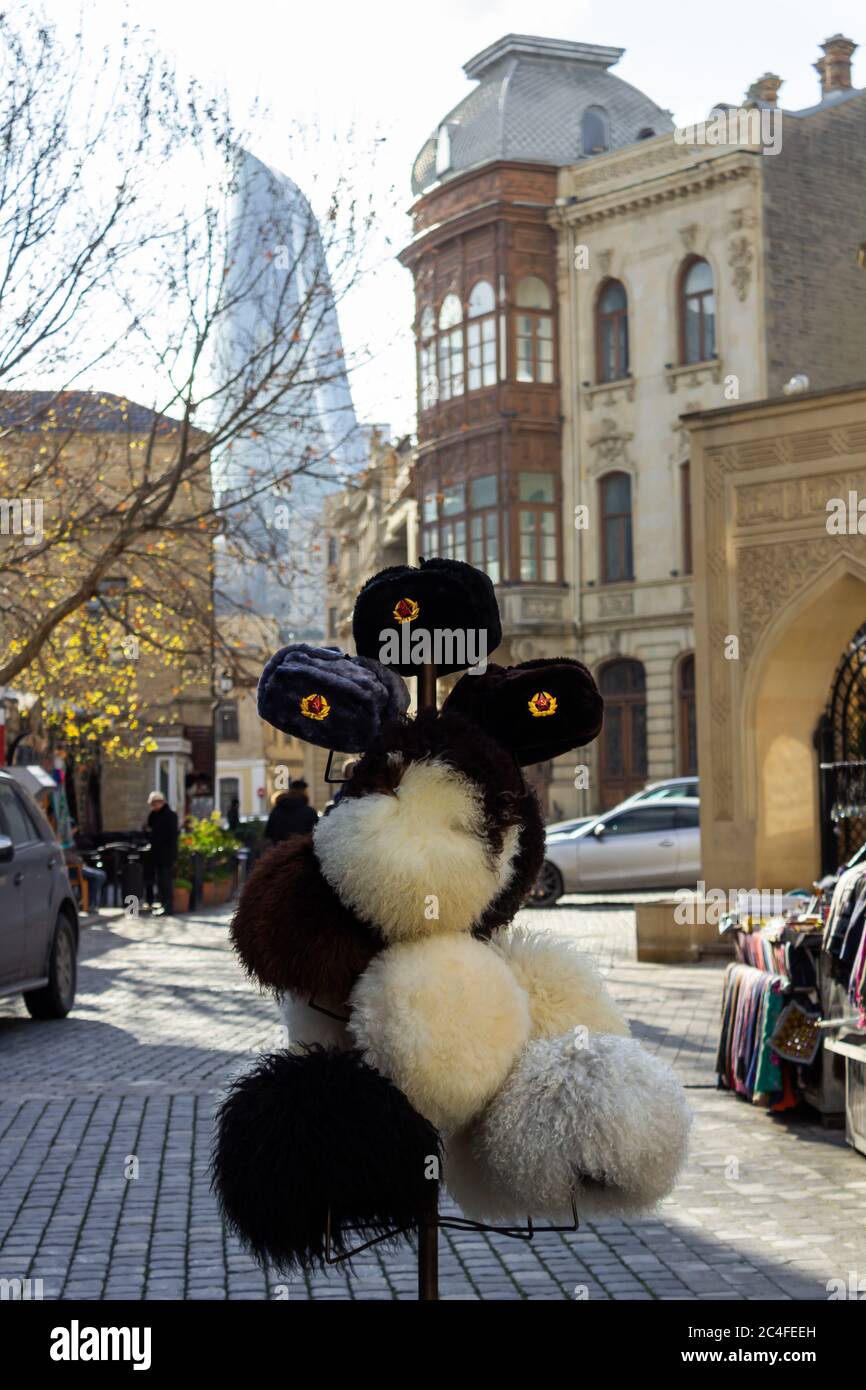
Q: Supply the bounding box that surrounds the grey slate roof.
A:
[412,33,673,195]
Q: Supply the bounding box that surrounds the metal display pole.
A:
[417,660,439,1301]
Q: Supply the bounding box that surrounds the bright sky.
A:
[43,0,865,436]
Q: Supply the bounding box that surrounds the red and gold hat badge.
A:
[300,692,331,722]
[393,596,420,624]
[528,690,557,718]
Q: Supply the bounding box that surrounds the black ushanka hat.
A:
[257,643,409,752]
[443,657,604,766]
[352,557,502,677]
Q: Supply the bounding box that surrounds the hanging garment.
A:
[717,963,791,1105]
[823,867,866,981]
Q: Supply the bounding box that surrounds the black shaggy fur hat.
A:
[352,557,502,676]
[212,1046,442,1271]
[443,658,604,766]
[230,837,384,1000]
[257,643,409,751]
[340,708,545,935]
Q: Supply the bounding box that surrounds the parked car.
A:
[530,796,701,906]
[544,777,699,838]
[621,775,699,806]
[0,770,79,1017]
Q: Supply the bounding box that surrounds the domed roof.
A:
[412,34,673,196]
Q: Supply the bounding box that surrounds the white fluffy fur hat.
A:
[444,1031,691,1222]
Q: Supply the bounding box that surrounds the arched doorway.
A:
[816,621,866,871]
[751,573,866,888]
[598,659,647,808]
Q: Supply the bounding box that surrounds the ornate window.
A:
[435,124,452,176]
[596,279,629,383]
[518,471,557,582]
[418,304,437,410]
[467,280,496,390]
[581,106,609,155]
[217,701,239,742]
[600,471,634,583]
[679,257,716,364]
[437,293,464,400]
[421,475,504,582]
[598,659,648,808]
[678,655,697,776]
[469,473,500,582]
[514,276,553,384]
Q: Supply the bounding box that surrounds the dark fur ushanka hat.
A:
[257,643,409,752]
[230,837,384,1001]
[212,1045,442,1271]
[443,658,604,766]
[337,708,545,936]
[352,557,502,676]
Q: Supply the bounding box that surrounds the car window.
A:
[17,791,47,840]
[603,806,679,836]
[675,805,700,829]
[0,782,41,846]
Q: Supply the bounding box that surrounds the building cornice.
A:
[551,140,762,229]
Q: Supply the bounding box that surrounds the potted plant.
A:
[179,814,243,908]
[173,877,193,913]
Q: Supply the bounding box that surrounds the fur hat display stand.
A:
[211,557,692,1300]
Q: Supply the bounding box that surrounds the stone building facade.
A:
[552,34,866,813]
[686,382,866,892]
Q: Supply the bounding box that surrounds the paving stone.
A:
[2,903,864,1301]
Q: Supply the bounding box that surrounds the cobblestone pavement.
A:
[1,901,865,1302]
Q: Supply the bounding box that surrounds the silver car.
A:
[544,776,699,838]
[0,770,79,1017]
[531,796,701,906]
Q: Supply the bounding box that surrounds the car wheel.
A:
[527,860,564,908]
[23,914,77,1019]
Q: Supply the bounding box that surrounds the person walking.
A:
[265,779,318,845]
[145,791,179,916]
[226,796,241,832]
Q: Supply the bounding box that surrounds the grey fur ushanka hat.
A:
[257,643,409,752]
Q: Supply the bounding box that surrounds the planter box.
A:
[173,885,192,913]
[201,878,233,907]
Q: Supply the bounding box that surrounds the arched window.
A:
[679,257,716,364]
[582,106,609,155]
[514,276,553,384]
[678,655,697,776]
[435,124,452,176]
[418,304,437,410]
[599,471,634,583]
[596,279,629,382]
[437,293,464,400]
[467,280,496,390]
[598,659,647,807]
